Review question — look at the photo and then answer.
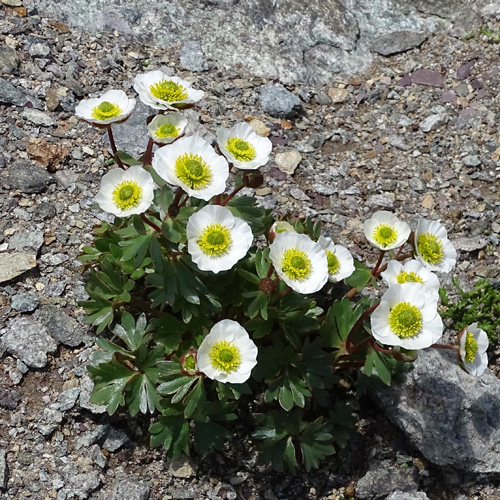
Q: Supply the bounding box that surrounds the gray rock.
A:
[91,444,107,468]
[411,68,444,88]
[0,449,7,491]
[0,46,19,74]
[452,235,488,252]
[372,31,427,56]
[374,349,500,473]
[386,492,430,500]
[1,317,58,368]
[111,479,149,500]
[259,84,302,118]
[57,388,80,411]
[8,230,44,253]
[388,135,409,151]
[33,202,57,221]
[11,292,39,313]
[419,113,448,132]
[0,388,20,410]
[315,91,331,105]
[462,154,481,167]
[481,2,500,21]
[0,252,37,283]
[28,43,50,58]
[103,428,131,452]
[456,60,475,81]
[78,374,107,414]
[6,161,53,194]
[356,460,418,499]
[21,108,56,127]
[0,77,43,109]
[180,41,208,72]
[67,471,101,496]
[75,425,111,449]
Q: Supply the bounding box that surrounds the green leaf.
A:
[149,415,190,457]
[278,385,294,411]
[157,375,195,395]
[193,420,230,456]
[116,151,142,165]
[345,268,372,291]
[162,218,184,243]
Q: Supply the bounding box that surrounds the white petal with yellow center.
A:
[317,236,355,283]
[363,211,411,251]
[381,259,440,296]
[147,112,187,144]
[75,89,136,125]
[459,323,489,376]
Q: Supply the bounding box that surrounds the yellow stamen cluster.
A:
[175,153,212,190]
[373,224,398,248]
[396,271,424,284]
[226,137,256,162]
[112,181,142,211]
[197,224,232,257]
[389,302,423,338]
[281,248,312,281]
[209,340,241,373]
[149,79,188,102]
[417,233,444,265]
[91,101,122,121]
[326,250,340,275]
[464,331,478,364]
[155,123,179,139]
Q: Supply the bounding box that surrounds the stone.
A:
[57,388,80,411]
[452,236,488,252]
[0,252,36,283]
[456,60,475,80]
[419,114,448,132]
[462,154,481,167]
[259,85,302,118]
[67,471,101,496]
[6,161,53,194]
[0,449,7,491]
[355,460,419,499]
[79,374,107,414]
[2,0,21,5]
[179,41,208,72]
[0,388,20,410]
[373,349,500,473]
[169,457,196,478]
[274,151,301,175]
[8,230,44,253]
[28,43,50,58]
[27,138,69,170]
[386,492,430,500]
[11,292,39,313]
[103,428,131,452]
[388,135,409,151]
[411,68,444,88]
[248,118,270,137]
[372,31,427,56]
[91,444,107,468]
[111,479,149,500]
[315,91,331,105]
[0,46,19,74]
[481,3,500,21]
[21,108,56,127]
[328,88,349,103]
[1,317,58,368]
[75,425,110,449]
[35,305,93,347]
[0,77,43,109]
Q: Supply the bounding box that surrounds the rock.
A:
[75,425,111,449]
[91,444,107,468]
[6,161,53,194]
[481,3,500,21]
[67,471,101,496]
[259,85,302,118]
[110,479,149,500]
[179,41,208,72]
[0,77,43,109]
[103,428,131,452]
[386,492,430,500]
[372,31,427,56]
[411,68,444,88]
[248,118,270,137]
[11,292,39,313]
[315,91,331,105]
[452,235,488,252]
[274,151,301,175]
[373,349,500,473]
[33,202,57,221]
[0,388,20,410]
[0,252,36,283]
[388,135,409,151]
[28,43,51,58]
[1,317,58,368]
[21,108,56,127]
[169,457,196,478]
[419,114,448,132]
[356,460,419,499]
[27,138,69,170]
[8,230,44,253]
[2,0,21,5]
[0,46,19,74]
[0,449,7,491]
[57,388,80,411]
[462,154,481,167]
[79,374,107,414]
[397,74,412,87]
[35,305,93,347]
[328,88,349,103]
[456,60,475,80]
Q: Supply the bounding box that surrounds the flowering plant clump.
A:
[78,71,489,472]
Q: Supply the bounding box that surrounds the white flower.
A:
[363,211,411,251]
[147,112,187,144]
[152,136,229,200]
[414,219,457,273]
[318,236,355,283]
[370,283,443,350]
[459,323,489,376]
[186,205,253,274]
[95,166,155,217]
[133,71,204,110]
[197,319,258,383]
[381,259,440,296]
[75,89,135,125]
[216,122,272,170]
[269,232,328,294]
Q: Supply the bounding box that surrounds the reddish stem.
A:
[107,126,125,169]
[345,301,380,353]
[221,185,245,206]
[371,250,386,277]
[141,213,161,233]
[431,343,459,350]
[143,138,154,166]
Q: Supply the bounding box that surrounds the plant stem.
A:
[143,138,154,166]
[107,125,125,169]
[221,185,245,206]
[168,187,185,217]
[345,301,380,353]
[431,343,459,350]
[141,213,162,233]
[371,250,386,276]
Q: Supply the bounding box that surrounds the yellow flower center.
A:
[372,224,398,248]
[91,101,122,121]
[417,233,444,265]
[175,153,212,190]
[281,248,312,281]
[389,302,423,339]
[209,340,241,373]
[396,271,424,284]
[197,224,232,257]
[149,79,188,102]
[464,331,478,364]
[111,181,142,211]
[226,137,256,162]
[155,123,179,139]
[325,250,340,275]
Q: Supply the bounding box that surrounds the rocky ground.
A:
[1,1,500,499]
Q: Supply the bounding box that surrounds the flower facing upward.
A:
[381,259,440,296]
[414,219,457,273]
[370,283,443,350]
[75,89,136,125]
[363,211,411,251]
[95,166,155,217]
[197,320,258,383]
[152,136,229,200]
[269,232,328,294]
[216,122,272,170]
[147,112,187,144]
[186,205,253,274]
[318,236,355,283]
[459,323,489,376]
[133,71,204,110]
